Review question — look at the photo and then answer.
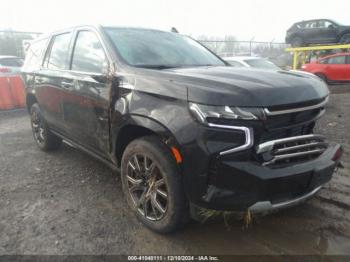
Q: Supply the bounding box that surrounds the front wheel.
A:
[121,136,188,233]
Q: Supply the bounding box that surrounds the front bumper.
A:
[195,143,342,211]
[249,186,321,213]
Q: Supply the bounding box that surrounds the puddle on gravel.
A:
[172,221,350,255]
[132,211,350,255]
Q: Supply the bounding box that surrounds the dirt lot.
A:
[0,85,349,255]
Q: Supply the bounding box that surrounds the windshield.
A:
[104,27,225,68]
[244,59,280,70]
[329,19,342,26]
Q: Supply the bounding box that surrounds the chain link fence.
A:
[0,31,41,58]
[198,40,292,69]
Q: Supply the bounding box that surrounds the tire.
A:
[340,33,350,44]
[315,73,328,84]
[121,136,188,233]
[30,103,62,151]
[291,36,304,47]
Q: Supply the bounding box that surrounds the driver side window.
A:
[71,31,108,74]
[324,21,335,28]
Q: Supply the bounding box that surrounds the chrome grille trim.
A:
[208,123,254,155]
[274,141,328,154]
[263,149,325,166]
[256,134,325,154]
[263,96,328,116]
[256,134,328,166]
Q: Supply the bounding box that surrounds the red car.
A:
[301,53,350,83]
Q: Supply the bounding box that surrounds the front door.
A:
[60,30,111,156]
[315,20,338,43]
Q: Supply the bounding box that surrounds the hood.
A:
[164,66,329,107]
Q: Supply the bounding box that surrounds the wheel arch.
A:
[112,115,182,168]
[290,33,302,40]
[339,31,350,41]
[26,93,38,112]
[290,34,304,46]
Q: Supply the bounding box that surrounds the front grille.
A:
[257,98,327,161]
[264,108,322,130]
[259,122,315,143]
[256,134,328,166]
[259,107,324,143]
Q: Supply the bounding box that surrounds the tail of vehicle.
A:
[0,67,12,73]
[286,23,299,43]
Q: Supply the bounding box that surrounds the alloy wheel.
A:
[31,110,46,146]
[126,154,168,221]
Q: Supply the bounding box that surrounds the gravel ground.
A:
[0,85,349,255]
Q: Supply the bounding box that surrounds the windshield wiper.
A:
[195,64,219,67]
[134,64,179,70]
[134,64,221,69]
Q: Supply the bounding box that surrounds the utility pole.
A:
[249,37,255,56]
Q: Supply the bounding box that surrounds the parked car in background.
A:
[301,53,350,83]
[0,56,24,74]
[286,19,350,47]
[224,56,280,69]
[224,56,318,78]
[22,25,342,233]
[269,53,293,70]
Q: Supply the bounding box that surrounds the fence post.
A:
[249,37,255,56]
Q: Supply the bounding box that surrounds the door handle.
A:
[61,81,74,89]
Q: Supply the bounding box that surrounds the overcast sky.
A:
[2,0,350,41]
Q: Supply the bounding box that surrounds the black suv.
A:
[22,25,342,233]
[286,19,350,47]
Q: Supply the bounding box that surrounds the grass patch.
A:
[198,208,254,229]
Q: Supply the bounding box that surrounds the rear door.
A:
[301,21,319,43]
[34,32,73,132]
[60,29,111,155]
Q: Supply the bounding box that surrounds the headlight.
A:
[189,102,265,124]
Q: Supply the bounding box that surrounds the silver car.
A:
[224,56,319,79]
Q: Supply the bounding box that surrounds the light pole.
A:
[250,37,255,56]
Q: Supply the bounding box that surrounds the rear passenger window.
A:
[328,56,346,64]
[46,33,72,70]
[71,31,108,73]
[305,22,317,29]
